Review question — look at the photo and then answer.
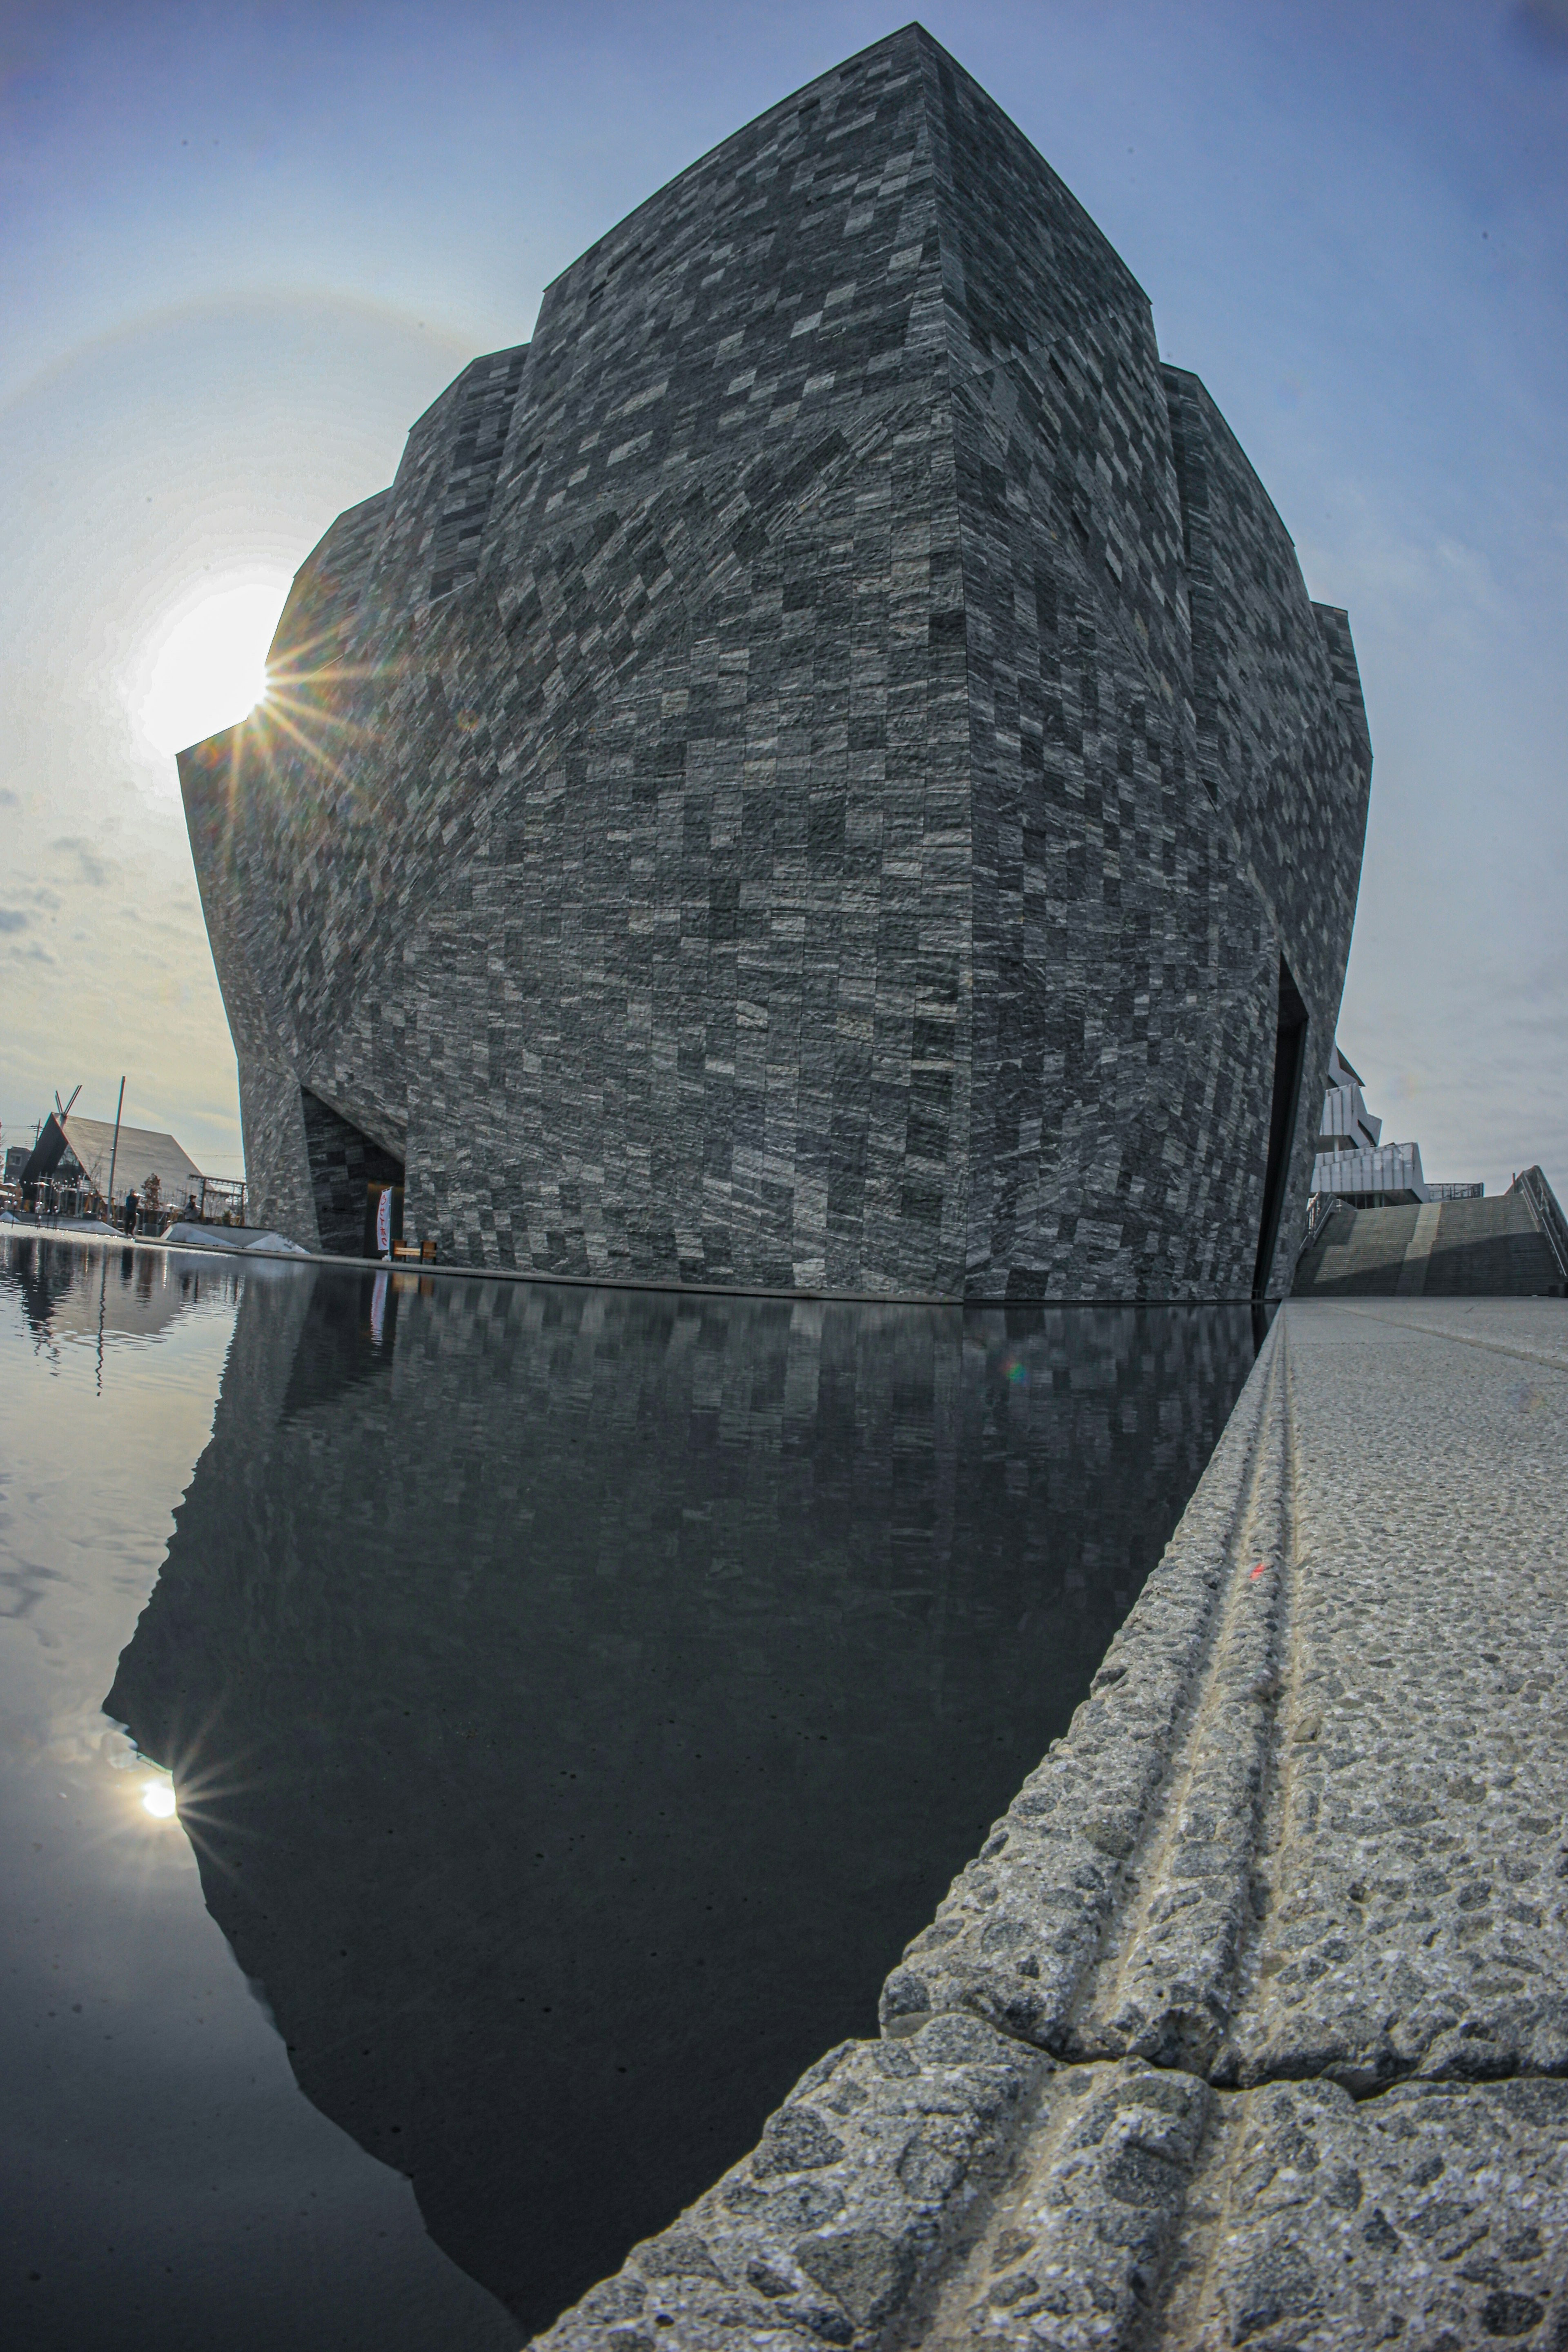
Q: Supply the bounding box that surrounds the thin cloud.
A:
[49,833,116,886]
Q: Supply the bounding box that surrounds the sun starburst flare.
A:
[138,578,293,756]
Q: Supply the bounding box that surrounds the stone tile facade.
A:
[178,25,1370,1297]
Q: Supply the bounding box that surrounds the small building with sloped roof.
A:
[20,1112,203,1210]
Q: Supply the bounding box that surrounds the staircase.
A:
[1295,1173,1568,1298]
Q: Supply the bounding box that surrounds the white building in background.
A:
[1318,1046,1382,1158]
[1310,1046,1482,1208]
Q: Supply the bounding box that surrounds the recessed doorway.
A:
[1253,956,1309,1299]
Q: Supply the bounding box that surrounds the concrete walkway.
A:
[538,1301,1568,2352]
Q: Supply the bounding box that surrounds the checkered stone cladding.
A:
[179,26,1370,1299]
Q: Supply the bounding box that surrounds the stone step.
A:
[1297,1192,1564,1298]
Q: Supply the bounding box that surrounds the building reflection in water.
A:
[108,1267,1257,2337]
[4,1229,241,1352]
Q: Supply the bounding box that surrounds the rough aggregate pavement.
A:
[535,1302,1568,2351]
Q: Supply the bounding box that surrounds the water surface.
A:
[0,1236,1258,2348]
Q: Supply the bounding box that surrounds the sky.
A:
[2,0,1564,1199]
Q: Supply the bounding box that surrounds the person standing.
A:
[123,1189,138,1236]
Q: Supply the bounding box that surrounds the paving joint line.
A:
[1316,1298,1568,1376]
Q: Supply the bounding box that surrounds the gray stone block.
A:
[534,2016,1049,2352]
[178,26,1369,1298]
[529,1303,1568,2348]
[1163,2074,1568,2351]
[889,1301,1568,2104]
[923,2056,1211,2351]
[1228,1300,1568,2095]
[878,1314,1286,2053]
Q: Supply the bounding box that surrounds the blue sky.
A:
[2,0,1564,1197]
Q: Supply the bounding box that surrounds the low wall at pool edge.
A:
[530,1299,1568,2351]
[528,1314,1288,2350]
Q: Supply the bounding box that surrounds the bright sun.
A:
[139,578,292,757]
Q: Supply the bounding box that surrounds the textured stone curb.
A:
[533,1303,1568,2351]
[881,1316,1290,2067]
[537,2016,1047,2352]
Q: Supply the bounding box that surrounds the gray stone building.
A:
[179,24,1371,1298]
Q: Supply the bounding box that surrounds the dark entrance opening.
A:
[299,1088,404,1257]
[1253,956,1309,1300]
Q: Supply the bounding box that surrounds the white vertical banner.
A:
[375,1187,392,1259]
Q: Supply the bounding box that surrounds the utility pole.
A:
[105,1077,125,1227]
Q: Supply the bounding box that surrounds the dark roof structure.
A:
[179,24,1370,1298]
[19,1111,202,1201]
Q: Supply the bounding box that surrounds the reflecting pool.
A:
[0,1235,1261,2349]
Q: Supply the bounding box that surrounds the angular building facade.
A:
[179,24,1371,1299]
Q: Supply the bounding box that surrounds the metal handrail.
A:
[1296,1190,1345,1266]
[1516,1165,1568,1289]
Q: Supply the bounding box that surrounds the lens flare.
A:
[141,1779,177,1819]
[139,579,291,755]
